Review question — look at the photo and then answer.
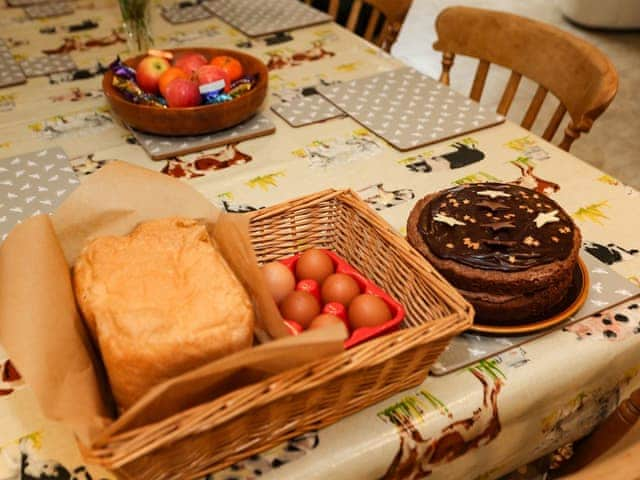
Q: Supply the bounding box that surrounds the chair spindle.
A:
[521,85,548,129]
[364,9,381,41]
[543,102,567,142]
[470,60,490,102]
[439,52,455,86]
[497,71,522,116]
[328,0,339,19]
[346,0,363,31]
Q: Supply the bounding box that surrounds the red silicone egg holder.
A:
[278,249,405,349]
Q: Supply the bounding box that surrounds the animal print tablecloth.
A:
[1,2,640,479]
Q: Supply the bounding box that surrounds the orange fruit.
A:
[209,56,244,82]
[158,67,189,98]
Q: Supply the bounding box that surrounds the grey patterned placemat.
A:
[24,2,73,18]
[203,0,331,37]
[0,147,80,242]
[130,113,276,160]
[162,4,213,24]
[19,54,76,77]
[317,66,505,151]
[0,40,26,88]
[431,251,640,375]
[271,93,344,127]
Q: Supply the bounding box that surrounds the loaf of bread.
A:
[73,217,254,411]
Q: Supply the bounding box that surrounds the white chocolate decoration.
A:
[434,213,466,227]
[477,190,511,199]
[534,209,560,228]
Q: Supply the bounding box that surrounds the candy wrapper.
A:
[109,57,166,109]
[229,74,256,98]
[109,57,136,81]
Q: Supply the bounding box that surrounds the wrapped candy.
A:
[112,76,167,108]
[202,92,233,105]
[109,57,136,81]
[110,57,166,108]
[228,74,256,98]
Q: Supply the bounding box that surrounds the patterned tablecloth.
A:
[1,2,640,479]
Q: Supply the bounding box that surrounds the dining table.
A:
[1,1,640,479]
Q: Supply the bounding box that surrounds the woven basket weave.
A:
[83,189,473,479]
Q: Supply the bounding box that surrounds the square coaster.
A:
[0,41,26,88]
[130,113,276,160]
[271,92,344,127]
[162,4,213,24]
[203,0,331,37]
[24,2,73,18]
[431,251,640,375]
[317,66,505,151]
[0,147,80,242]
[19,54,77,77]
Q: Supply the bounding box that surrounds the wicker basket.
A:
[84,189,473,479]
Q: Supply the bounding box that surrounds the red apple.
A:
[164,78,201,108]
[174,53,208,77]
[196,65,230,92]
[135,56,170,94]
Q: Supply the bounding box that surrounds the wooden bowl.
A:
[103,47,268,136]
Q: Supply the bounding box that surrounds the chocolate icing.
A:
[418,183,575,272]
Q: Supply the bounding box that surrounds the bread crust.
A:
[73,217,254,410]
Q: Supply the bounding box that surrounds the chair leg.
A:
[559,122,581,151]
[439,52,455,86]
[550,388,640,477]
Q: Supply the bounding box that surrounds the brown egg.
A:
[279,291,321,328]
[308,314,344,330]
[321,273,361,306]
[295,249,334,285]
[348,294,392,329]
[262,261,296,304]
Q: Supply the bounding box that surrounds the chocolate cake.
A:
[407,183,581,324]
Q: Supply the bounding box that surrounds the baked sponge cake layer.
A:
[73,217,254,411]
[407,183,581,324]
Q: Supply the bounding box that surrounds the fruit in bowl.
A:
[164,78,201,108]
[136,56,170,95]
[103,47,269,135]
[174,52,208,76]
[196,65,230,93]
[158,67,189,98]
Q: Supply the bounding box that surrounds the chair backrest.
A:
[433,6,618,151]
[305,0,412,51]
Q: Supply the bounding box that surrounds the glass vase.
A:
[119,0,153,55]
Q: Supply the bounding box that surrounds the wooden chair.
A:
[550,388,640,477]
[433,6,618,151]
[304,0,412,51]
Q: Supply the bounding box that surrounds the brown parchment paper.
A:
[0,161,346,447]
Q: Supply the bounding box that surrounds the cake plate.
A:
[469,257,589,335]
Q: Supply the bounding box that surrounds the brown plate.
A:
[469,257,589,335]
[102,47,268,136]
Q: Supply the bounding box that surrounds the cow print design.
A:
[564,302,640,341]
[584,241,639,265]
[69,154,109,176]
[404,143,484,173]
[48,62,108,85]
[211,431,319,479]
[358,183,415,211]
